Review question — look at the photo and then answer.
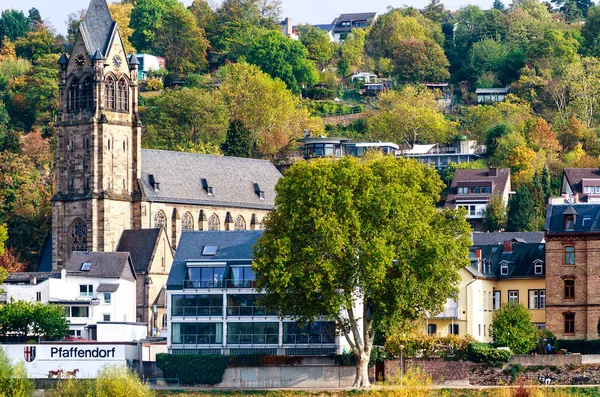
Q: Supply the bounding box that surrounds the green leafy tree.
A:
[422,0,448,23]
[0,224,7,257]
[31,303,70,341]
[27,8,42,27]
[582,6,600,57]
[296,24,336,69]
[507,185,537,231]
[393,38,449,83]
[14,26,60,62]
[483,193,507,232]
[337,28,366,76]
[492,302,539,354]
[253,155,472,387]
[0,10,30,43]
[368,86,456,145]
[365,11,426,60]
[232,28,318,94]
[218,62,323,157]
[141,88,229,152]
[0,300,68,341]
[0,346,33,396]
[129,0,179,52]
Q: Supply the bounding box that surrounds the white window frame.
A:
[508,290,519,303]
[79,284,93,297]
[534,260,544,275]
[500,261,508,275]
[103,292,111,304]
[36,292,42,302]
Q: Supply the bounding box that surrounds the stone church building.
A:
[52,0,281,328]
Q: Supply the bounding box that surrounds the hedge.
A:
[557,339,600,354]
[156,354,304,385]
[467,342,511,364]
[156,354,229,385]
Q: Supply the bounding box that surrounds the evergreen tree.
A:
[484,194,507,232]
[493,0,506,11]
[220,120,259,158]
[507,185,536,232]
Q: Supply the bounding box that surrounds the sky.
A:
[3,0,502,36]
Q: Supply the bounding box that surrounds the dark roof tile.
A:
[81,0,115,59]
[117,228,163,273]
[66,252,136,281]
[472,232,544,245]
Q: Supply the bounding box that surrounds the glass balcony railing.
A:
[226,334,279,344]
[183,279,256,289]
[226,306,277,317]
[171,306,223,317]
[174,334,221,345]
[282,334,335,344]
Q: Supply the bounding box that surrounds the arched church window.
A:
[104,76,115,110]
[234,215,246,231]
[208,214,220,231]
[81,76,93,109]
[71,220,88,252]
[182,212,194,232]
[154,211,167,230]
[117,78,128,112]
[68,77,79,111]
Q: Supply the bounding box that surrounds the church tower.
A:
[52,0,142,269]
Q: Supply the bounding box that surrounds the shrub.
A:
[0,346,33,397]
[227,354,303,367]
[156,353,229,385]
[305,87,334,100]
[467,342,511,364]
[330,352,357,366]
[52,365,151,397]
[385,332,474,359]
[145,78,163,91]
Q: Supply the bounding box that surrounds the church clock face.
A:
[74,54,85,68]
[112,55,122,69]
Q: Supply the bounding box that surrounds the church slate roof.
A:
[167,230,263,289]
[66,252,136,282]
[117,228,164,274]
[545,203,600,233]
[140,149,282,210]
[80,0,116,59]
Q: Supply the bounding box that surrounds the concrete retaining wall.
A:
[219,365,356,388]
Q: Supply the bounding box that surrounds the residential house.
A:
[427,236,546,341]
[445,167,512,231]
[2,252,145,342]
[166,231,352,355]
[331,12,377,42]
[298,136,399,159]
[280,18,298,40]
[116,228,174,335]
[560,168,600,203]
[544,203,600,340]
[135,54,166,81]
[476,87,509,104]
[402,139,482,170]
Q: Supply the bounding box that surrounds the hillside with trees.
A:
[1,0,600,265]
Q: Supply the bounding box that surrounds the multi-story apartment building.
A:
[445,167,512,231]
[545,203,600,339]
[427,234,546,342]
[166,231,350,355]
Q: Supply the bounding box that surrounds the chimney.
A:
[503,241,512,253]
[29,274,37,285]
[574,193,579,203]
[489,167,498,177]
[285,17,292,36]
[476,249,482,273]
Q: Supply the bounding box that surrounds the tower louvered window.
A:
[104,76,115,110]
[117,78,128,112]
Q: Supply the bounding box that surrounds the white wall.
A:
[95,323,147,342]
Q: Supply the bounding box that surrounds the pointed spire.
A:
[80,0,115,58]
[128,54,139,66]
[57,53,69,65]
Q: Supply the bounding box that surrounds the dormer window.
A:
[458,187,469,194]
[202,178,213,196]
[80,262,92,271]
[583,216,592,227]
[565,215,575,231]
[500,261,509,275]
[534,260,543,275]
[149,174,160,191]
[254,183,265,200]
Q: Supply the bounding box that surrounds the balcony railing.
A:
[226,333,279,344]
[227,306,277,317]
[282,334,335,344]
[173,334,221,345]
[183,279,256,289]
[171,306,223,317]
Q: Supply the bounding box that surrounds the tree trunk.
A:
[353,350,371,388]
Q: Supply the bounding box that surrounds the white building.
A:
[166,231,356,356]
[135,53,166,81]
[3,252,146,342]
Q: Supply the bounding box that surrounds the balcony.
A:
[227,306,277,317]
[283,334,335,345]
[183,279,256,289]
[172,306,223,317]
[226,333,279,345]
[174,334,221,345]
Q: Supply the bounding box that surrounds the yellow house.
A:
[427,236,546,342]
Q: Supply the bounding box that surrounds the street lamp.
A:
[399,345,405,388]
